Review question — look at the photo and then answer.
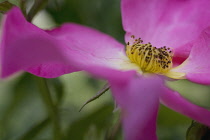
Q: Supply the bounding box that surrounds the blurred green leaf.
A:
[0,73,40,140]
[65,104,113,140]
[186,121,210,140]
[47,78,64,105]
[0,1,15,13]
[20,0,26,17]
[1,73,37,123]
[35,77,62,140]
[18,117,50,140]
[106,112,122,140]
[157,105,190,140]
[46,0,125,42]
[158,105,190,126]
[85,77,103,89]
[167,80,210,108]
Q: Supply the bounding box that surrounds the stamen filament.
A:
[126,36,173,74]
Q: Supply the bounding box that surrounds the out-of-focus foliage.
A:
[0,72,117,140]
[0,0,210,140]
[46,0,125,42]
[186,121,210,140]
[0,1,15,13]
[168,80,210,109]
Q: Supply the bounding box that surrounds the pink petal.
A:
[1,7,126,78]
[172,42,194,66]
[82,65,137,83]
[122,0,210,50]
[109,75,164,140]
[45,23,127,70]
[171,27,210,85]
[160,87,210,126]
[0,7,75,78]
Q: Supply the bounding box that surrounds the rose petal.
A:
[171,27,210,85]
[122,0,210,50]
[0,7,72,78]
[1,7,127,78]
[160,87,210,126]
[171,43,193,66]
[109,75,164,140]
[83,65,137,83]
[45,23,132,72]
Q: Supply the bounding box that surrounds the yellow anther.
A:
[126,35,173,74]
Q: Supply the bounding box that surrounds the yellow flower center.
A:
[126,35,173,75]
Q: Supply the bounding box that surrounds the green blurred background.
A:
[0,0,210,140]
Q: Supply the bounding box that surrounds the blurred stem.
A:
[35,77,62,140]
[27,0,48,22]
[107,118,121,140]
[26,1,61,139]
[20,0,27,17]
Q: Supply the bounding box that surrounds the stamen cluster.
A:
[126,35,173,74]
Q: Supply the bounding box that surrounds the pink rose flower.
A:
[1,0,210,139]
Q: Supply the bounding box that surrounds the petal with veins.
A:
[122,0,210,50]
[1,7,130,78]
[109,75,164,140]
